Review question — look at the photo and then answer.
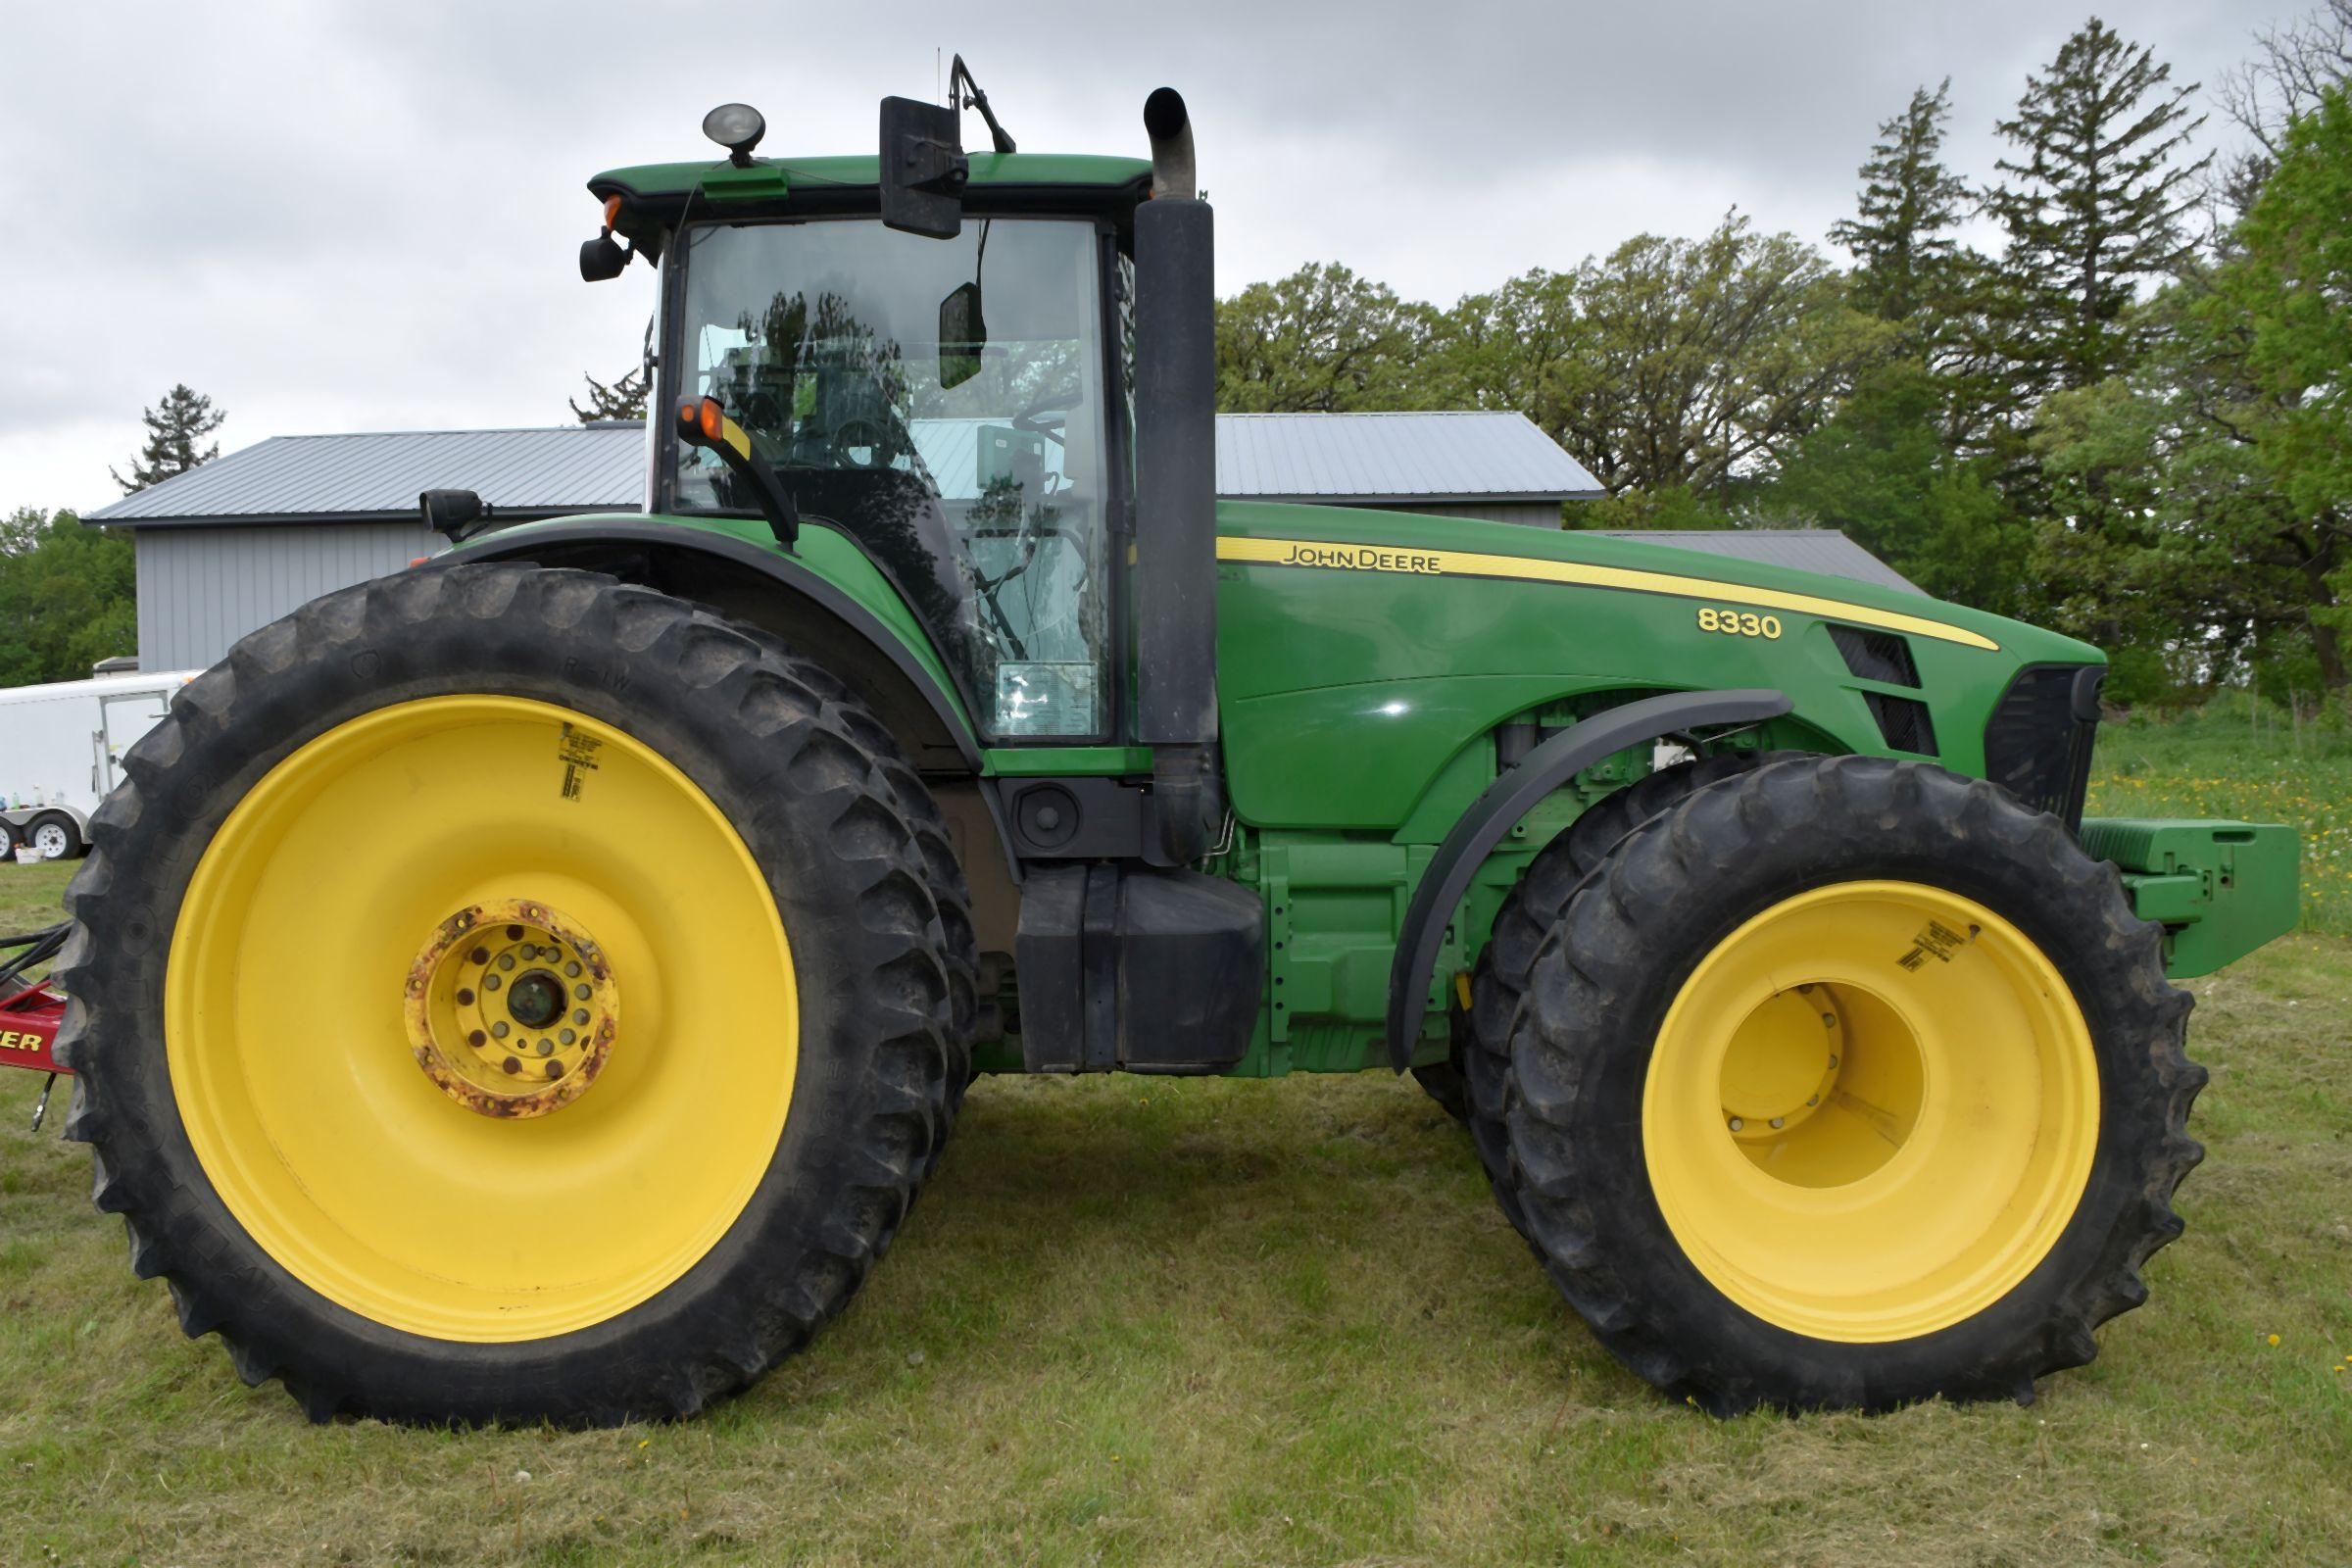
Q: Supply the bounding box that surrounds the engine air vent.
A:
[1864,692,1938,757]
[1831,625,1920,688]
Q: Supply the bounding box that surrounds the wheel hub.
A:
[404,899,620,1118]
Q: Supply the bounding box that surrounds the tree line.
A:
[1214,9,2352,709]
[0,385,221,686]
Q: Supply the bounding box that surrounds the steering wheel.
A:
[826,416,897,468]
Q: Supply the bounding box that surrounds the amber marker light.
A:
[699,398,725,442]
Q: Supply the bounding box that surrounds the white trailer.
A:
[1,670,199,861]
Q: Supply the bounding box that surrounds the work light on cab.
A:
[702,102,766,165]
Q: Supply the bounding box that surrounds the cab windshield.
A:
[670,217,1115,741]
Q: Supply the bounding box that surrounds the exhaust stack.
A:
[1144,86,1196,201]
[1132,88,1219,863]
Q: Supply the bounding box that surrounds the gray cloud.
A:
[0,0,2280,517]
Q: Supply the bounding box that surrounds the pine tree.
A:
[1830,80,1972,323]
[1984,18,2211,396]
[112,384,225,493]
[569,366,650,422]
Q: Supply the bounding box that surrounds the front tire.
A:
[1503,755,2202,1413]
[57,564,975,1425]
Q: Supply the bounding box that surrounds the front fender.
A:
[1383,687,1793,1070]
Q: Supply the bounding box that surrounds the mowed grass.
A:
[2,721,2350,1566]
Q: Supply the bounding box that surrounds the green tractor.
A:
[56,72,2298,1425]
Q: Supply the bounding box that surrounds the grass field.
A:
[3,717,2349,1566]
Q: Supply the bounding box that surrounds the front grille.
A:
[1832,625,1920,688]
[1864,692,1938,756]
[1984,663,2103,828]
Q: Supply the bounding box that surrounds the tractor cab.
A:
[579,78,1199,758]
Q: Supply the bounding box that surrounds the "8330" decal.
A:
[1697,607,1783,639]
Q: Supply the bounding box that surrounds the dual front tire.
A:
[1468,753,2204,1413]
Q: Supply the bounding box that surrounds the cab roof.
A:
[589,152,1152,220]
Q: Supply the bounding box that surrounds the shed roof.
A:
[1585,530,1923,594]
[89,412,1605,526]
[87,426,650,527]
[1217,412,1603,504]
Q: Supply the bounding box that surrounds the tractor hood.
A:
[1209,499,2105,835]
[1210,501,2099,670]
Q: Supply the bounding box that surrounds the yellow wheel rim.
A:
[1642,881,2098,1343]
[166,696,798,1342]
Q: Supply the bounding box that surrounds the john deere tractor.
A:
[56,72,2298,1425]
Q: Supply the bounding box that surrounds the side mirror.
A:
[419,489,494,543]
[939,280,986,389]
[579,231,628,281]
[880,96,967,239]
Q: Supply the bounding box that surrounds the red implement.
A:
[0,980,68,1077]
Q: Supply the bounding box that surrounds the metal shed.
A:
[1217,411,1603,524]
[84,414,1608,670]
[85,426,650,673]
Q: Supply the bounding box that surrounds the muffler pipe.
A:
[1144,87,1196,202]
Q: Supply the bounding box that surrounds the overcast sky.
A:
[0,0,2284,519]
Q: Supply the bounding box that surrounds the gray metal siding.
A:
[136,523,441,669]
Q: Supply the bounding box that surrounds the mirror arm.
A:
[949,55,1016,155]
[676,400,801,551]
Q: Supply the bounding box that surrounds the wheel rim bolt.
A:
[1727,1117,1744,1132]
[1769,1117,1785,1129]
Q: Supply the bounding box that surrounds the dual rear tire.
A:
[58,565,975,1425]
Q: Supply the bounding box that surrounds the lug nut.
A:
[1822,1013,1837,1027]
[1828,1054,1839,1068]
[537,1039,554,1055]
[560,1029,575,1046]
[574,984,591,1001]
[565,961,581,978]
[499,954,516,971]
[573,1009,589,1026]
[545,1059,564,1080]
[1728,1116,1744,1132]
[491,1021,510,1039]
[1806,1095,1820,1106]
[502,1055,521,1075]
[1769,1117,1785,1129]
[484,974,502,992]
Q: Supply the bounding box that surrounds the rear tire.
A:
[57,564,974,1425]
[1502,755,2201,1413]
